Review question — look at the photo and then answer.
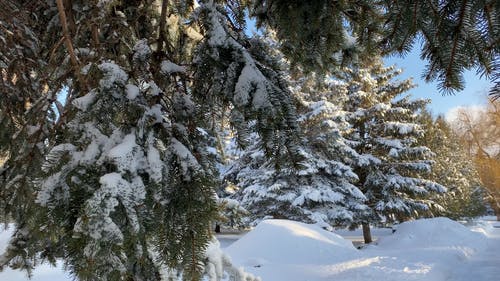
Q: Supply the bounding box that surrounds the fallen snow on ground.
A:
[225,218,500,281]
[1,217,499,280]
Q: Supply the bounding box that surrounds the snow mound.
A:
[225,219,358,266]
[377,217,488,250]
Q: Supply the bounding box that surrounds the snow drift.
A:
[224,218,500,281]
[376,217,489,250]
[225,219,359,267]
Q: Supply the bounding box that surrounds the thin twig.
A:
[56,0,79,68]
[0,23,14,36]
[48,36,65,63]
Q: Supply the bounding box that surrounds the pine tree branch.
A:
[426,0,440,18]
[383,9,401,51]
[444,0,468,87]
[56,0,78,69]
[157,0,169,53]
[483,3,494,42]
[55,0,86,89]
[63,0,76,35]
[397,1,418,53]
[91,8,100,49]
[412,1,418,31]
[0,23,14,36]
[48,36,65,63]
[91,24,100,48]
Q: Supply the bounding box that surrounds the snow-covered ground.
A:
[225,217,500,281]
[1,217,499,280]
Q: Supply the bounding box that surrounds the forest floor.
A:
[1,217,499,281]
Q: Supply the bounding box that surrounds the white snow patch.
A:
[225,219,359,266]
[160,61,186,74]
[125,84,140,100]
[107,133,144,173]
[376,217,488,250]
[146,140,163,183]
[223,218,500,281]
[98,62,128,89]
[72,91,96,111]
[170,137,201,180]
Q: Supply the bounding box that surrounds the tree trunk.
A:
[492,200,500,221]
[495,208,500,221]
[362,223,372,244]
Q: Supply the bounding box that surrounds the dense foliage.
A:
[417,113,486,220]
[249,0,500,96]
[0,0,496,280]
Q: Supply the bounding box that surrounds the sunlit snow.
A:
[1,217,499,281]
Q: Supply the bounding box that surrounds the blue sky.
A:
[384,46,492,116]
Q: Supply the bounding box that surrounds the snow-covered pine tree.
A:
[418,112,486,219]
[339,58,446,243]
[193,1,309,232]
[193,1,301,159]
[226,72,369,229]
[0,1,288,280]
[0,1,53,229]
[2,25,216,281]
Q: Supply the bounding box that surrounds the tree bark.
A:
[494,206,500,221]
[362,223,373,244]
[490,199,500,221]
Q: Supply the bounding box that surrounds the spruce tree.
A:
[339,58,446,243]
[0,1,53,229]
[0,1,291,280]
[417,113,486,219]
[226,73,369,229]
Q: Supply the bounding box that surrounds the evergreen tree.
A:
[0,1,289,280]
[193,1,301,157]
[226,74,369,229]
[339,59,446,243]
[0,1,53,228]
[417,113,486,220]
